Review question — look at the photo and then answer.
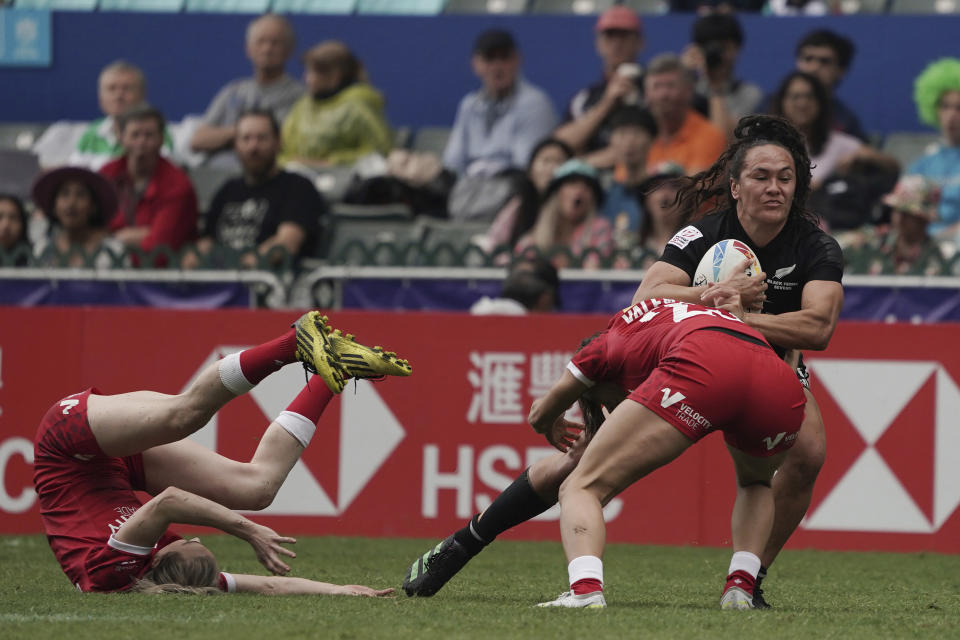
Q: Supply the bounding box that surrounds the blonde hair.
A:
[131,549,221,596]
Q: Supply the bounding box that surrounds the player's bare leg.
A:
[141,382,335,511]
[720,447,787,611]
[401,437,586,597]
[539,401,690,608]
[753,389,825,607]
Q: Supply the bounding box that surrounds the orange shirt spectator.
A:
[646,109,726,175]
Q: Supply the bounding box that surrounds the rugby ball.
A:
[693,239,762,286]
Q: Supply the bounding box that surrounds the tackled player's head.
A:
[133,538,221,595]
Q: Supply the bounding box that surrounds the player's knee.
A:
[782,440,825,487]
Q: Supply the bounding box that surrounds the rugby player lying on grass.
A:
[33,311,410,595]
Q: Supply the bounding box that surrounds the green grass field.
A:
[1,534,958,639]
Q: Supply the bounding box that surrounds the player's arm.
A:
[113,486,296,575]
[743,280,843,351]
[229,574,394,597]
[632,261,704,305]
[529,369,587,452]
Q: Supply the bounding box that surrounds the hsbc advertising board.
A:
[1,308,959,553]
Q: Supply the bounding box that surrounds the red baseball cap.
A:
[595,6,642,34]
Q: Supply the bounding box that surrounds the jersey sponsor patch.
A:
[667,225,703,250]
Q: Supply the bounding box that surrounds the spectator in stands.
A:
[515,159,613,269]
[279,41,391,169]
[473,138,574,255]
[470,255,560,315]
[99,105,198,263]
[644,54,726,176]
[189,14,304,169]
[908,58,960,241]
[844,176,947,275]
[69,61,173,170]
[184,109,324,271]
[791,29,867,142]
[600,106,657,250]
[443,29,557,179]
[0,194,31,265]
[553,6,646,169]
[681,12,763,140]
[638,171,686,261]
[30,166,123,268]
[770,71,898,190]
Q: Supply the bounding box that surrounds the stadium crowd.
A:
[2,5,960,277]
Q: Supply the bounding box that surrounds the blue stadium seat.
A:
[13,0,97,10]
[99,0,185,10]
[444,0,528,12]
[357,0,447,14]
[186,0,270,11]
[623,0,669,14]
[271,0,357,12]
[890,0,960,12]
[530,0,615,13]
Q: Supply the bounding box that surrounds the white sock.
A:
[568,555,603,587]
[218,352,254,395]
[728,551,762,579]
[275,411,316,449]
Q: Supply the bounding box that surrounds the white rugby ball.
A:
[693,239,762,286]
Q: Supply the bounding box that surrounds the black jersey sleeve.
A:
[804,230,844,283]
[659,224,716,281]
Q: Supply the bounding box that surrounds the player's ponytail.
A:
[131,550,221,595]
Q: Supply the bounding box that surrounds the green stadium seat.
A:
[357,0,446,14]
[444,0,528,13]
[186,0,270,11]
[836,0,889,13]
[623,0,669,14]
[530,0,614,14]
[0,122,48,151]
[99,0,185,10]
[890,0,960,12]
[882,131,942,167]
[13,0,97,10]
[325,205,420,265]
[270,0,356,13]
[411,127,451,156]
[189,165,235,215]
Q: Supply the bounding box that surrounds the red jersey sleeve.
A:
[568,331,609,386]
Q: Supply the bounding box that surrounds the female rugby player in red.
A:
[531,288,805,610]
[33,312,411,594]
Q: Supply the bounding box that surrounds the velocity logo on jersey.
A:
[660,388,685,408]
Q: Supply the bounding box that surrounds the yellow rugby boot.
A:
[326,327,412,381]
[293,311,346,394]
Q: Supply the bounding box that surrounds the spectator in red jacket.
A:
[100,104,198,265]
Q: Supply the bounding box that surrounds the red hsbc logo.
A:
[805,359,960,533]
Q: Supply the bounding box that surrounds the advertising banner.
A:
[1,308,958,553]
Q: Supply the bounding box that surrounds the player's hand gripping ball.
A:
[693,239,762,286]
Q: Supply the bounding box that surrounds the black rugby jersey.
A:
[660,209,843,321]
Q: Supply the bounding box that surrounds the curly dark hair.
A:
[674,114,817,227]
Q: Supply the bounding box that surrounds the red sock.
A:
[571,578,603,595]
[723,570,756,596]
[285,380,335,424]
[238,329,297,385]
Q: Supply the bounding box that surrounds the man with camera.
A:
[681,13,763,140]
